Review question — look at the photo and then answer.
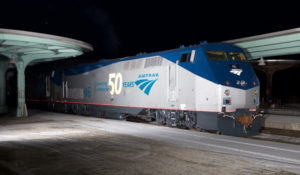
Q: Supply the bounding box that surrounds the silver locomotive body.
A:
[28,43,262,136]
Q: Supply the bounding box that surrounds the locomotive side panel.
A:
[60,56,176,114]
[195,77,220,112]
[61,55,200,112]
[176,64,196,111]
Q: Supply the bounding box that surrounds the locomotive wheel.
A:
[184,113,196,128]
[71,104,79,114]
[78,104,89,116]
[166,118,174,127]
[155,112,166,125]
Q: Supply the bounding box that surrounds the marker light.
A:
[223,98,231,105]
[226,81,229,86]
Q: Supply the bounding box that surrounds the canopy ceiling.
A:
[0,28,93,65]
[225,27,300,60]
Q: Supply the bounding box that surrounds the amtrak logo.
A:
[230,68,243,76]
[135,79,158,95]
[122,73,159,95]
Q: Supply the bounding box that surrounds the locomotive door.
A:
[62,79,68,99]
[168,62,178,102]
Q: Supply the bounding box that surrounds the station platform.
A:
[262,109,300,132]
[2,108,300,132]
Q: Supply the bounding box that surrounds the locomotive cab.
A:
[202,44,262,136]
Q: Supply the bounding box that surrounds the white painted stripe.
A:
[190,50,196,63]
[108,120,300,154]
[85,121,300,165]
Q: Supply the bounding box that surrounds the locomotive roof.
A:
[59,42,243,78]
[97,42,243,65]
[53,42,257,91]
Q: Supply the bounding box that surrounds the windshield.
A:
[205,51,228,61]
[229,52,247,61]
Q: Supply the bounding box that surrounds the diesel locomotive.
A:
[27,43,262,136]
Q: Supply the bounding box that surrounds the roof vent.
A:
[144,56,163,68]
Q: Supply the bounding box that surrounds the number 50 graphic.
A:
[108,73,123,95]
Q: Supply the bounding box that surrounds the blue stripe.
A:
[135,79,148,86]
[138,80,152,91]
[144,79,158,95]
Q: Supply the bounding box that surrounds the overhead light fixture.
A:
[258,57,266,66]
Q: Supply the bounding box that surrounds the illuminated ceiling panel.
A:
[225,28,300,60]
[0,28,93,64]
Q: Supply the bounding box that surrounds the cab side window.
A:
[180,50,196,63]
[205,51,228,61]
[229,52,247,61]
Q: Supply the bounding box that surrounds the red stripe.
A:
[226,110,236,113]
[27,98,230,113]
[27,99,257,113]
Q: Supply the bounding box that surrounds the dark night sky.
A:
[1,0,300,60]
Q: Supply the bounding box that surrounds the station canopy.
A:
[225,27,300,60]
[0,28,93,64]
[0,28,93,117]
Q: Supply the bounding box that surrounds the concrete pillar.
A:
[0,61,8,113]
[15,60,28,117]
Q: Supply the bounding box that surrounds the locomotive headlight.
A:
[241,80,246,87]
[236,80,240,85]
[224,89,230,96]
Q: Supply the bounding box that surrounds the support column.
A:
[266,71,274,106]
[0,60,8,113]
[15,60,28,117]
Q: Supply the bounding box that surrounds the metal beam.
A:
[232,33,300,48]
[244,40,300,52]
[21,51,82,61]
[247,46,300,59]
[2,34,86,51]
